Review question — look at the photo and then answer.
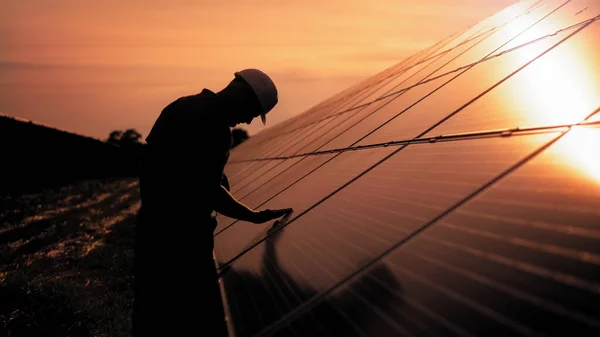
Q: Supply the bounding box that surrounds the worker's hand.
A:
[250,208,293,224]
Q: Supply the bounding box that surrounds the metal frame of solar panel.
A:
[215,0,600,336]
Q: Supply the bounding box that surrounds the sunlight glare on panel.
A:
[507,32,599,126]
[551,126,600,184]
[486,20,600,128]
[587,111,600,123]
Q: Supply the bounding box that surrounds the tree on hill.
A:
[231,127,249,148]
[107,128,144,149]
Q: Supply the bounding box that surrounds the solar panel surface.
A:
[215,1,600,336]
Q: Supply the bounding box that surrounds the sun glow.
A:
[499,12,600,183]
[552,126,600,184]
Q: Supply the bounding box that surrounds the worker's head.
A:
[217,69,278,127]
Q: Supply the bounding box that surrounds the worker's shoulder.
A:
[176,89,217,109]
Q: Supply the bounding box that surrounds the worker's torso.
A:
[140,89,233,219]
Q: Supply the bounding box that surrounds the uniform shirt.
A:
[140,89,232,219]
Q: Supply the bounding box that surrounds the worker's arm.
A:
[213,185,291,224]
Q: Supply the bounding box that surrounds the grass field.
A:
[1,178,141,337]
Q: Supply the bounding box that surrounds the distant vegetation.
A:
[231,127,250,148]
[0,115,137,197]
[106,128,144,149]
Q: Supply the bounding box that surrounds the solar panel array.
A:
[214,0,600,336]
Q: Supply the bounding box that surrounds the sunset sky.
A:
[1,0,517,140]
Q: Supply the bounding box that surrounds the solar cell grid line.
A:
[257,117,346,160]
[273,104,400,159]
[343,16,516,115]
[213,146,399,267]
[227,147,275,178]
[460,0,541,34]
[215,159,308,235]
[224,162,252,187]
[329,40,459,115]
[421,13,600,138]
[227,159,274,189]
[494,0,600,52]
[354,13,592,148]
[228,134,279,163]
[229,157,305,201]
[326,60,436,118]
[214,153,339,237]
[243,126,311,164]
[273,57,431,137]
[218,130,565,337]
[228,127,311,183]
[229,160,286,196]
[298,50,430,118]
[230,119,341,189]
[274,272,477,337]
[265,123,600,337]
[284,56,433,128]
[273,96,407,160]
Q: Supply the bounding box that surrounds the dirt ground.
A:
[1,178,141,337]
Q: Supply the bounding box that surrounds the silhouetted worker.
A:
[134,69,292,337]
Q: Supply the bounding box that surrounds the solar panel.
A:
[218,131,561,337]
[267,124,600,337]
[215,0,600,335]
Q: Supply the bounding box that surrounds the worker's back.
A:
[140,89,232,219]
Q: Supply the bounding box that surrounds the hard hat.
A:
[234,68,278,125]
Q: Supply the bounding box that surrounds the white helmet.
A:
[234,68,278,125]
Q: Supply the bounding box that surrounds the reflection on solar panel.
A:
[215,0,600,336]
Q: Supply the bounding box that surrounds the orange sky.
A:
[0,0,516,140]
